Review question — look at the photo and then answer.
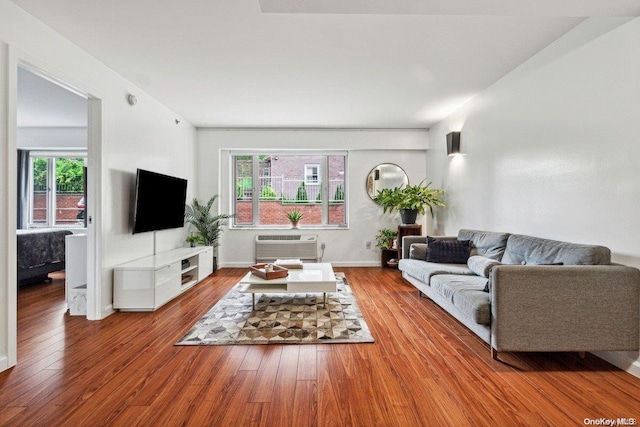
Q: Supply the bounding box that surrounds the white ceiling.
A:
[9,0,640,129]
[18,67,87,128]
[259,0,640,17]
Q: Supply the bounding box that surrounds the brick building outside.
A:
[235,155,345,226]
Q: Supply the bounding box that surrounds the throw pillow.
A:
[426,237,471,264]
[409,243,428,261]
[467,255,501,278]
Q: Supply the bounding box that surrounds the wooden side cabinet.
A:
[397,224,422,258]
[381,248,399,268]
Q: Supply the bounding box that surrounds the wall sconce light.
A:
[446,132,461,156]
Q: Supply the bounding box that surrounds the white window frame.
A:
[28,150,87,229]
[304,164,320,185]
[231,151,348,229]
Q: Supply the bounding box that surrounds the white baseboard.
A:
[325,261,381,267]
[0,355,12,374]
[592,351,640,379]
[219,261,382,268]
[102,305,116,318]
[89,304,116,320]
[220,262,260,268]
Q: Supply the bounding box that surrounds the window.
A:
[304,164,320,185]
[28,153,86,228]
[233,152,347,227]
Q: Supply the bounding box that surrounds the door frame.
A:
[2,47,104,370]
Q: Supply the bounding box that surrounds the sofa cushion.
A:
[398,259,474,284]
[430,274,491,325]
[502,234,611,265]
[467,255,501,278]
[426,237,471,264]
[409,243,428,260]
[457,229,510,260]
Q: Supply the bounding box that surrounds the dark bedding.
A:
[17,229,72,285]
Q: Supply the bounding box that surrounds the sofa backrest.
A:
[501,234,611,265]
[457,229,510,261]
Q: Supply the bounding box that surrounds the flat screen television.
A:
[132,168,188,234]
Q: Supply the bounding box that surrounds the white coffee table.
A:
[238,263,337,309]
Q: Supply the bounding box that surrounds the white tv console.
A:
[114,246,213,311]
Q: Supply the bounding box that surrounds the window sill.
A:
[231,225,348,231]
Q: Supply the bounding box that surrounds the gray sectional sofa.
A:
[398,229,640,359]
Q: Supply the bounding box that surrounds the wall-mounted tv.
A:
[132,168,188,234]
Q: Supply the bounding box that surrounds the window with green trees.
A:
[30,154,86,227]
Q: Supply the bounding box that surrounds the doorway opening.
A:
[16,65,88,317]
[4,59,103,370]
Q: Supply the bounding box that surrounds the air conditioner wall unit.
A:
[255,234,318,263]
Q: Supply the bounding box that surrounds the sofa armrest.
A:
[490,265,640,352]
[401,235,457,259]
[401,236,425,259]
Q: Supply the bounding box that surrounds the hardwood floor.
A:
[1,268,639,426]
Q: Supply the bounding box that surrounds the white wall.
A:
[17,126,87,149]
[0,0,197,370]
[196,129,430,267]
[427,17,640,376]
[0,39,11,372]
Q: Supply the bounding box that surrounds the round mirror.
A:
[366,163,409,200]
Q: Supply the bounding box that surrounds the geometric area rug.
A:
[175,273,375,345]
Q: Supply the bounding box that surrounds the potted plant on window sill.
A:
[286,208,304,228]
[373,180,445,224]
[184,195,234,273]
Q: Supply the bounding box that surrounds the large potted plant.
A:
[373,180,445,224]
[184,195,234,273]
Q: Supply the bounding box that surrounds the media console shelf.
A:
[114,246,213,311]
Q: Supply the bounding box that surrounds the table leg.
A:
[323,292,327,308]
[252,294,255,310]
